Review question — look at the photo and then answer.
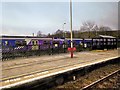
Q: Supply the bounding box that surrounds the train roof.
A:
[98,35,116,38]
[1,35,49,38]
[1,35,52,40]
[66,38,92,40]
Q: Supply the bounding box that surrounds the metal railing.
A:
[2,42,92,60]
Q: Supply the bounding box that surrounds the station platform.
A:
[1,49,120,89]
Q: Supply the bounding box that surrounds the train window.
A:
[55,44,58,47]
[100,39,103,41]
[108,39,110,41]
[22,41,26,46]
[0,41,1,45]
[79,42,81,44]
[5,41,9,46]
[36,41,38,45]
[111,42,113,45]
[44,41,50,44]
[108,42,110,45]
[32,41,35,45]
[104,39,106,41]
[44,41,47,44]
[16,41,21,46]
[53,41,56,44]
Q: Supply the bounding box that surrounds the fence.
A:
[2,42,93,60]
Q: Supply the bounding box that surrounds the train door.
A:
[31,40,39,50]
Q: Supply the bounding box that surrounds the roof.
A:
[99,35,116,38]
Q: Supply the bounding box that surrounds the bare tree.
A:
[99,26,112,35]
[55,29,63,34]
[82,21,95,30]
[37,31,42,37]
[47,33,51,37]
[92,25,99,37]
[80,21,97,38]
[54,29,63,38]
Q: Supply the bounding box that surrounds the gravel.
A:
[51,63,120,90]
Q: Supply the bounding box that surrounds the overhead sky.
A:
[1,0,118,36]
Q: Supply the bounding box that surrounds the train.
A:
[1,36,64,53]
[1,35,119,60]
[1,36,92,52]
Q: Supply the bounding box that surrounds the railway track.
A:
[81,69,120,90]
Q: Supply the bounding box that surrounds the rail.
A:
[81,69,120,90]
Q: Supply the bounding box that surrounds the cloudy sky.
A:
[1,0,118,36]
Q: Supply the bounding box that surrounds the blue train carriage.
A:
[66,38,81,47]
[52,38,65,48]
[83,39,92,48]
[1,36,27,60]
[50,38,63,53]
[66,38,92,51]
[0,37,2,54]
[26,37,65,54]
[2,36,64,53]
[117,38,120,47]
[2,36,54,58]
[2,36,27,53]
[26,37,52,51]
[26,37,39,51]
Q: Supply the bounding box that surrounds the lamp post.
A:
[63,23,66,38]
[32,33,34,37]
[70,0,73,58]
[63,23,66,53]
